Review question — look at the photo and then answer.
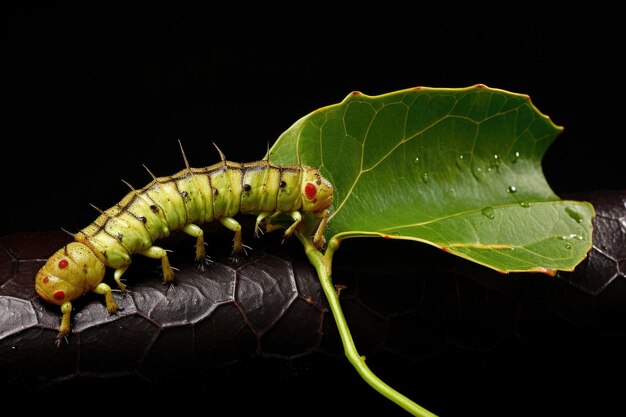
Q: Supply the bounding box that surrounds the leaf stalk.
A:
[295,230,438,417]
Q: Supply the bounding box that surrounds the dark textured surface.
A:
[0,226,328,379]
[1,190,626,416]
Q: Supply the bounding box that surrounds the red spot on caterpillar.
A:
[440,246,450,252]
[351,91,361,96]
[383,235,392,239]
[53,290,65,300]
[475,84,486,89]
[43,276,49,284]
[58,259,69,269]
[305,183,317,199]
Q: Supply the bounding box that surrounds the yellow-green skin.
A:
[35,158,334,338]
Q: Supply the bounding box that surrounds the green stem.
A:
[295,231,438,417]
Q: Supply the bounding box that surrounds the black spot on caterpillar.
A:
[35,142,333,339]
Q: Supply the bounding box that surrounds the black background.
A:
[2,7,625,416]
[2,9,624,237]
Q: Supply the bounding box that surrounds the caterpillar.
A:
[34,142,333,338]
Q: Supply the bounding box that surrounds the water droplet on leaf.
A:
[456,153,468,169]
[481,207,495,219]
[520,201,530,208]
[421,172,429,183]
[558,234,583,241]
[511,151,520,163]
[489,153,501,173]
[507,186,517,194]
[472,166,484,181]
[565,207,583,223]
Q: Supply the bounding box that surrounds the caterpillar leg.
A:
[113,264,130,292]
[93,282,119,314]
[141,246,175,283]
[264,211,286,234]
[263,211,302,239]
[312,209,331,250]
[254,212,272,238]
[59,301,73,337]
[282,211,302,238]
[218,217,243,254]
[182,223,205,261]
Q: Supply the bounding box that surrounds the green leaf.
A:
[269,85,595,274]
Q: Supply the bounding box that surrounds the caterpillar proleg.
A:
[35,142,333,338]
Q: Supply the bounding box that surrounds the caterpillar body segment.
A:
[35,148,334,338]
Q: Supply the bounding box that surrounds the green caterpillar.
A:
[35,143,333,338]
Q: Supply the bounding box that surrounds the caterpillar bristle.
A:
[212,142,226,162]
[60,227,76,238]
[142,164,158,182]
[178,139,192,173]
[121,179,136,191]
[89,203,105,214]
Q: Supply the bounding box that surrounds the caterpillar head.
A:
[301,167,334,214]
[35,242,106,306]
